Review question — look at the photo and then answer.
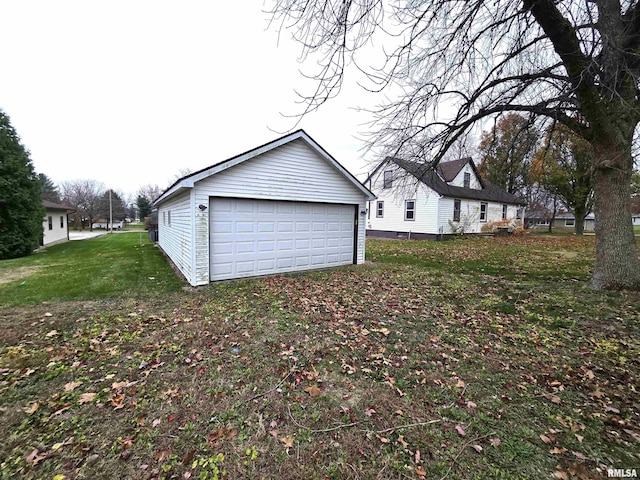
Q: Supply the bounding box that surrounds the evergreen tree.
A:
[0,110,44,258]
[38,173,61,203]
[136,195,152,220]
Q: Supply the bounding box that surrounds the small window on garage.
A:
[565,218,575,227]
[405,200,415,221]
[376,201,384,218]
[60,216,64,228]
[453,199,461,222]
[168,211,171,226]
[48,216,53,230]
[163,211,166,225]
[480,202,487,222]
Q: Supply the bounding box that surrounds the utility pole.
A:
[109,189,113,234]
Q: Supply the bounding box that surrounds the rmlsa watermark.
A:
[608,468,638,478]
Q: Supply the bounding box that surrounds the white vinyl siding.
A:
[42,209,68,246]
[189,139,367,284]
[450,164,482,189]
[441,199,520,234]
[367,167,439,234]
[158,190,193,283]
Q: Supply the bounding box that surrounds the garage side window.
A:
[48,216,53,230]
[405,200,415,221]
[376,201,384,218]
[168,211,171,226]
[60,216,64,228]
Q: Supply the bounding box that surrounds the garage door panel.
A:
[210,198,355,281]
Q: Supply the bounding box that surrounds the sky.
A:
[0,1,383,201]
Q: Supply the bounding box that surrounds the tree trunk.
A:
[591,146,640,290]
[574,207,585,236]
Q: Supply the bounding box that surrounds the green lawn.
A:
[0,233,182,305]
[0,235,638,479]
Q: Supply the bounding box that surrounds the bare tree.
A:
[270,0,640,290]
[137,184,163,204]
[60,179,105,231]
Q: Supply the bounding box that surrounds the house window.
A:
[480,202,487,222]
[383,170,393,189]
[405,200,415,221]
[376,201,384,218]
[47,216,53,230]
[502,204,508,220]
[168,211,171,226]
[464,172,470,188]
[565,218,575,227]
[163,211,166,225]
[60,216,64,228]
[453,199,461,222]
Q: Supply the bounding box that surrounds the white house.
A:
[365,157,525,239]
[153,130,375,286]
[42,200,73,246]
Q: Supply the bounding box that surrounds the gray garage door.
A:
[209,197,355,281]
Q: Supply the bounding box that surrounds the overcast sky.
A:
[0,1,382,200]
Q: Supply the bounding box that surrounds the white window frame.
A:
[502,204,508,220]
[376,201,384,218]
[464,172,471,188]
[453,199,461,222]
[565,218,575,227]
[383,171,393,189]
[405,200,416,221]
[480,202,487,222]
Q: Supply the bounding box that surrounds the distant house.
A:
[364,157,525,239]
[42,200,73,246]
[633,214,640,226]
[552,212,595,232]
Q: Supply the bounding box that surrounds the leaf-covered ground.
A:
[1,235,638,479]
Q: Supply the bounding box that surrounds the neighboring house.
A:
[633,214,640,226]
[42,200,73,246]
[364,157,525,239]
[552,212,596,231]
[153,130,375,286]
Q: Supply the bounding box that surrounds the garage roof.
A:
[154,130,375,205]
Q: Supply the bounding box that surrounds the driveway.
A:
[69,231,106,241]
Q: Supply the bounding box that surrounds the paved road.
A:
[69,231,107,241]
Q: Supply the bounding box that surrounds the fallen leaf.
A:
[376,435,391,444]
[46,330,58,337]
[415,466,427,477]
[304,385,321,397]
[78,392,97,404]
[549,447,567,455]
[397,435,408,449]
[553,471,569,480]
[471,445,483,453]
[550,396,562,404]
[64,381,82,392]
[623,429,640,442]
[456,379,466,388]
[51,405,71,417]
[466,401,477,409]
[455,425,465,436]
[575,434,584,443]
[110,394,125,410]
[279,435,294,448]
[489,438,501,447]
[24,449,47,466]
[572,451,587,460]
[604,405,620,414]
[24,401,39,415]
[540,434,553,444]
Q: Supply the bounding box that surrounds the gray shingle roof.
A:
[391,157,526,205]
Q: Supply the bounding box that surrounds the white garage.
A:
[153,130,375,286]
